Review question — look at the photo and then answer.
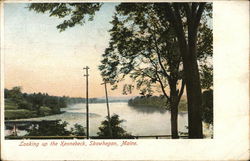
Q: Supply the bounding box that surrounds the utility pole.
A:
[83,66,89,139]
[101,81,113,138]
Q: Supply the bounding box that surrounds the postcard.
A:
[0,0,249,160]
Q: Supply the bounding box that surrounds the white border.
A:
[1,1,249,160]
[0,2,5,159]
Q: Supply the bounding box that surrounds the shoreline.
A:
[5,110,66,121]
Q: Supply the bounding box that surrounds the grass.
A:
[5,109,37,120]
[4,99,63,120]
[5,99,18,110]
[39,106,52,116]
[5,99,37,120]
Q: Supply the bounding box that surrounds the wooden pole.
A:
[101,81,113,138]
[83,66,89,139]
[13,124,17,136]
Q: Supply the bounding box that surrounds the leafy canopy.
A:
[28,3,102,32]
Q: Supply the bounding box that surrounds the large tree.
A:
[98,3,185,138]
[154,3,212,138]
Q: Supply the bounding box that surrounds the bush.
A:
[70,123,85,136]
[26,121,71,136]
[96,114,134,139]
[39,106,52,116]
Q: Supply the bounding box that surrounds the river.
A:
[6,102,192,137]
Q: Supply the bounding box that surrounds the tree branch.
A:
[134,66,170,101]
[183,3,191,21]
[178,79,185,102]
[150,23,171,80]
[172,3,188,56]
[156,73,170,101]
[191,3,198,15]
[195,3,206,28]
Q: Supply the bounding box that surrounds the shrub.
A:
[96,114,134,139]
[39,106,52,116]
[26,121,71,136]
[70,123,85,136]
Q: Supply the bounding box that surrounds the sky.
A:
[4,3,138,98]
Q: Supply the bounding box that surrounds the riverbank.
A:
[5,110,65,120]
[5,99,65,120]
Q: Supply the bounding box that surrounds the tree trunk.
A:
[169,80,180,139]
[177,29,203,138]
[170,100,179,138]
[159,2,204,138]
[185,15,203,138]
[171,26,203,138]
[168,4,204,138]
[183,54,203,138]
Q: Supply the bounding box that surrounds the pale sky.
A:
[4,3,139,98]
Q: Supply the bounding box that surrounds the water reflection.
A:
[5,102,189,136]
[128,105,167,114]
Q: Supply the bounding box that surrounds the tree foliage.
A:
[99,3,212,95]
[99,4,182,97]
[202,89,213,124]
[4,87,67,119]
[26,121,86,136]
[200,64,213,89]
[70,123,86,136]
[97,114,134,139]
[5,86,23,104]
[26,121,71,136]
[28,3,102,32]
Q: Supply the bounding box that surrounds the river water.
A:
[6,102,191,137]
[63,102,189,136]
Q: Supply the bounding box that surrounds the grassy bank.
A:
[4,99,63,120]
[5,109,37,120]
[5,99,18,110]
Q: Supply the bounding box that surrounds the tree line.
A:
[67,97,128,104]
[129,89,213,125]
[5,87,67,119]
[128,95,169,109]
[4,86,129,120]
